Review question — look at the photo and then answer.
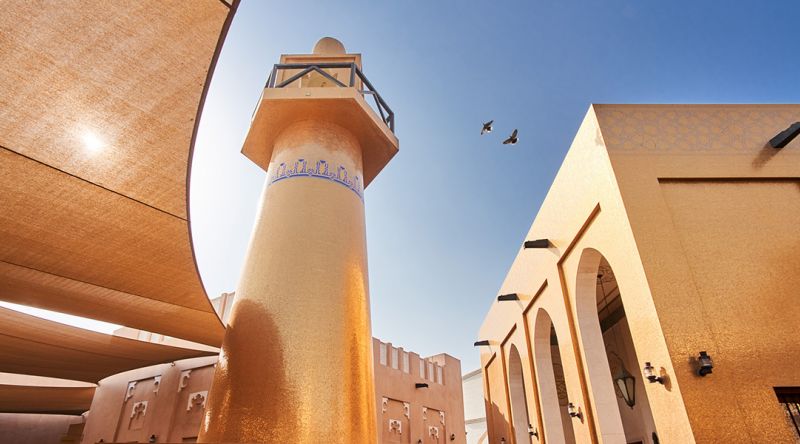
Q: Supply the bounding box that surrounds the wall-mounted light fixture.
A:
[643,362,665,384]
[524,239,550,249]
[567,402,582,420]
[529,423,539,440]
[500,438,506,444]
[614,365,636,408]
[769,122,800,148]
[497,293,519,302]
[473,340,490,347]
[415,383,429,389]
[149,435,157,443]
[450,433,456,441]
[697,351,713,376]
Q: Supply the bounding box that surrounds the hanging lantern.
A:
[613,366,636,409]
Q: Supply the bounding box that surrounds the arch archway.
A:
[575,248,657,443]
[508,345,532,444]
[532,308,576,444]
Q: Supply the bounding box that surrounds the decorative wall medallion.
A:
[440,411,445,424]
[124,381,137,401]
[388,419,402,434]
[186,391,208,412]
[403,402,410,418]
[178,370,192,392]
[381,397,388,413]
[130,401,148,418]
[429,426,439,439]
[268,158,364,200]
[153,376,161,395]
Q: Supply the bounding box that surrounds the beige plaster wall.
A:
[477,104,800,444]
[76,340,464,443]
[478,106,694,444]
[80,356,217,444]
[373,338,466,444]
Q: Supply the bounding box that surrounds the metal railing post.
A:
[264,62,394,134]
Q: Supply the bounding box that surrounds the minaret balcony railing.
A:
[265,62,395,133]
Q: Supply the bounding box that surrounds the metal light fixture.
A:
[524,239,550,249]
[529,423,539,440]
[415,383,429,389]
[697,351,713,376]
[567,402,582,419]
[614,365,636,408]
[473,340,490,347]
[497,293,519,301]
[643,362,665,384]
[769,122,800,148]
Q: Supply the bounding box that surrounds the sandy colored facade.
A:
[38,339,462,443]
[373,338,465,444]
[477,104,800,444]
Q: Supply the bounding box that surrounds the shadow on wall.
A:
[198,299,297,442]
[488,400,512,444]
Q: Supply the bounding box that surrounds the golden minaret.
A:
[199,37,398,443]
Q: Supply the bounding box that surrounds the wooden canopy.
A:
[0,1,239,345]
[0,384,96,416]
[0,307,216,383]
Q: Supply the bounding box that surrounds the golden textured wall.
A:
[477,104,800,444]
[600,105,800,443]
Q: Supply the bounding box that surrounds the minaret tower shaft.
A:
[199,37,398,443]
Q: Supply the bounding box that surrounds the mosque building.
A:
[475,104,800,444]
[1,2,799,444]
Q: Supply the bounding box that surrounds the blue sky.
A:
[188,0,800,372]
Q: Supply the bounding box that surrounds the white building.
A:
[463,369,488,444]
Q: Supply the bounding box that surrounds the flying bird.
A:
[502,129,518,145]
[480,120,493,135]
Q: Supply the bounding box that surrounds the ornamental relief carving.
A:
[388,419,402,434]
[187,391,208,412]
[124,381,137,401]
[178,370,192,392]
[130,401,147,419]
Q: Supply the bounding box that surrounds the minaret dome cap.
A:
[312,37,346,55]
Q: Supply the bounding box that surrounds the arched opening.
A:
[508,345,532,444]
[532,308,576,444]
[575,249,658,444]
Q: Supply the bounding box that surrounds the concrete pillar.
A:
[199,38,398,443]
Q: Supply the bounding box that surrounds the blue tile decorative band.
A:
[268,158,364,200]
